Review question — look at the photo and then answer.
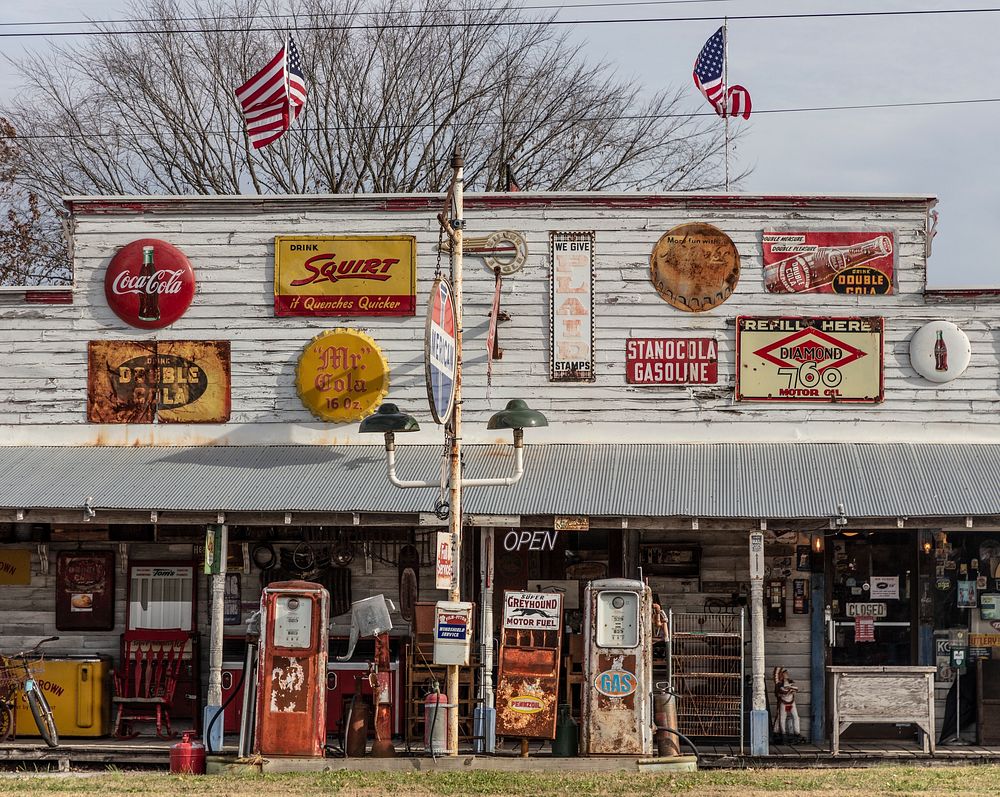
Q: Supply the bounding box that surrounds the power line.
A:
[3,95,999,141]
[2,5,1000,37]
[0,0,744,28]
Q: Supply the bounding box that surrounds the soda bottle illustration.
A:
[138,245,160,322]
[764,235,892,293]
[934,330,948,372]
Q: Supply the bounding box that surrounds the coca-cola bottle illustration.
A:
[764,235,893,293]
[138,245,160,322]
[934,330,948,372]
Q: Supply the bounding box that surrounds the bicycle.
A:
[0,636,60,747]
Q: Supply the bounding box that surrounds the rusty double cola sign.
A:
[104,239,196,329]
[88,340,231,423]
[274,236,416,317]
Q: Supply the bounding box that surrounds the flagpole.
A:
[723,18,730,191]
[284,31,291,130]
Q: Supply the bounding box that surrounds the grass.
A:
[1,766,1000,797]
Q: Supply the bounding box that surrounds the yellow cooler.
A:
[14,656,112,737]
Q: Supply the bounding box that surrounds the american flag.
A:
[693,27,752,120]
[235,36,307,150]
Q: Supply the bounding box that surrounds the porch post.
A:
[749,530,769,755]
[204,524,227,751]
[474,525,496,753]
[809,570,826,743]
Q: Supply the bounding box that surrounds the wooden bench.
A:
[112,631,189,739]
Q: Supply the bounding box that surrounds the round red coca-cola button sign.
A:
[104,238,196,329]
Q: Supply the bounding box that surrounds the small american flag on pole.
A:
[235,35,307,149]
[693,26,751,120]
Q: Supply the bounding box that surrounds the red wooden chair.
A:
[111,631,188,739]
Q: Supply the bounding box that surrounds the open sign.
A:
[846,602,887,618]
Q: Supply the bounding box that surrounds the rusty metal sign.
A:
[502,591,562,631]
[550,231,595,382]
[626,338,718,384]
[496,590,563,740]
[736,317,884,403]
[441,230,528,275]
[763,231,894,295]
[88,340,231,423]
[649,222,740,312]
[274,235,416,317]
[296,328,389,423]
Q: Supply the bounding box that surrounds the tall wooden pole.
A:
[447,145,465,756]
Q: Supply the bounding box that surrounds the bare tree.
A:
[0,119,71,286]
[1,0,746,283]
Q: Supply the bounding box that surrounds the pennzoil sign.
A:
[736,316,884,403]
[274,236,416,317]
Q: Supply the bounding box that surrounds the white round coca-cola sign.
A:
[104,238,196,329]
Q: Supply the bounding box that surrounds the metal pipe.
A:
[460,445,525,487]
[447,144,465,757]
[385,444,440,489]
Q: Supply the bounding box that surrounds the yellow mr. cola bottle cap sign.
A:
[295,328,389,422]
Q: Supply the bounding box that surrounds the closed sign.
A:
[846,602,887,618]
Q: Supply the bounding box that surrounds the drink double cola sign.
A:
[104,239,196,329]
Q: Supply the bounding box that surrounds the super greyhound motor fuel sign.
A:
[503,591,563,631]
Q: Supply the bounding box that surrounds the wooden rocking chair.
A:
[111,631,188,739]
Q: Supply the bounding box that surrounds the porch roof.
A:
[1,443,998,521]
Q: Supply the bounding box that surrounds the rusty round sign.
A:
[649,222,740,312]
[295,328,389,423]
[104,238,196,329]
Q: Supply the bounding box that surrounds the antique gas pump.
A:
[581,578,653,755]
[336,595,396,757]
[255,581,330,757]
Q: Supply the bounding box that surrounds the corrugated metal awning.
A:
[1,443,998,519]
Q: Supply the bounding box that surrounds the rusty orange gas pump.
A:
[254,581,330,757]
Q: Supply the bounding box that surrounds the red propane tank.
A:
[424,689,449,755]
[170,731,206,775]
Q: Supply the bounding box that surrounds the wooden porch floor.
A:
[5,736,1000,770]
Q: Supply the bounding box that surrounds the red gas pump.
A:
[336,595,395,757]
[254,581,330,757]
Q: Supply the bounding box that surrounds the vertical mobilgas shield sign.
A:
[425,276,457,424]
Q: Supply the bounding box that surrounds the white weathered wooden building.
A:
[2,191,999,751]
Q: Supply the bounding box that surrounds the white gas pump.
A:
[581,578,653,755]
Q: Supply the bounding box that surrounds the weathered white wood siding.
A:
[4,192,989,445]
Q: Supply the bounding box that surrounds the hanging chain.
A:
[435,223,444,280]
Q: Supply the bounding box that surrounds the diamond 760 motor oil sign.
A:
[736,316,884,403]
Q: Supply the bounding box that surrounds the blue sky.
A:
[2,0,996,286]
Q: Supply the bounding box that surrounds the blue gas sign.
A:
[424,277,457,424]
[594,667,638,698]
